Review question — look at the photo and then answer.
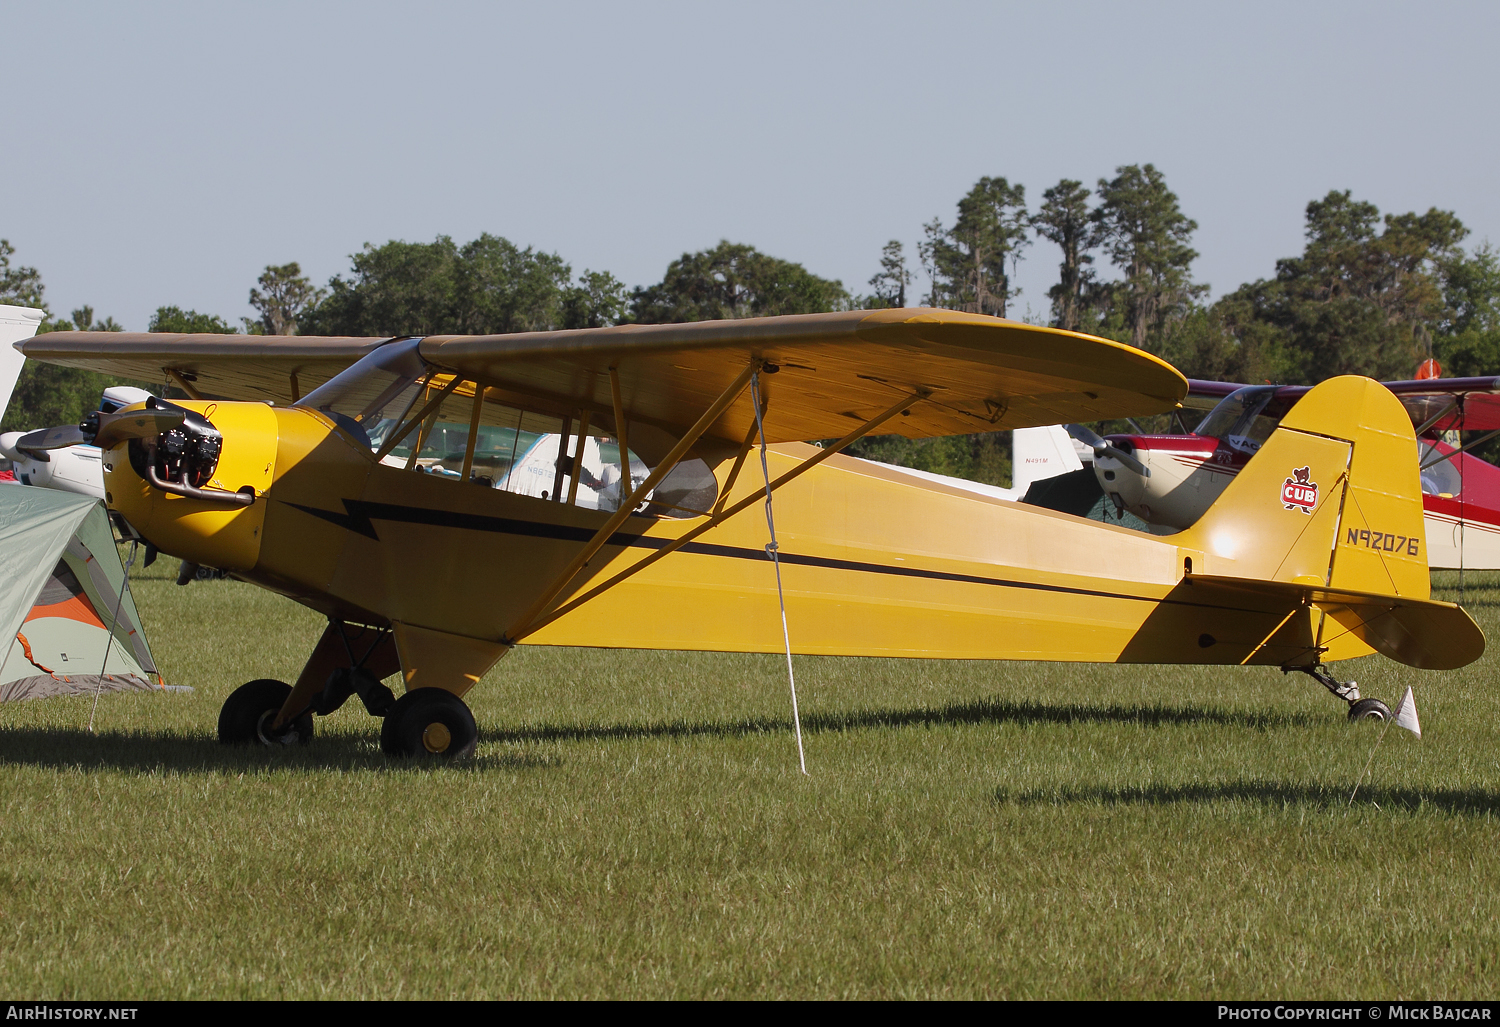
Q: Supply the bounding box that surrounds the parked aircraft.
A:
[1,386,153,501]
[1085,377,1500,568]
[14,310,1483,756]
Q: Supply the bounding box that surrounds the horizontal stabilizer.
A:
[1191,574,1483,670]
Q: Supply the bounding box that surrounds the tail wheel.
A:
[380,688,478,759]
[1348,698,1392,723]
[219,679,314,746]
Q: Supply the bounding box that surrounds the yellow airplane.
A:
[15,308,1484,757]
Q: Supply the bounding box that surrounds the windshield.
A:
[297,338,428,451]
[1418,441,1464,497]
[1194,385,1281,454]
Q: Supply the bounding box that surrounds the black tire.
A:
[1348,697,1392,723]
[380,688,477,759]
[218,679,314,746]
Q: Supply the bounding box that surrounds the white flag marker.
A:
[1349,689,1422,805]
[1393,686,1422,738]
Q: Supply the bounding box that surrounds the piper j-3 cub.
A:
[15,309,1484,757]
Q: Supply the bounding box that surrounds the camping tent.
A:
[0,484,162,701]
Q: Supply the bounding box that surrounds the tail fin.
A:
[0,305,43,421]
[1010,425,1083,494]
[1177,375,1428,599]
[1169,376,1482,669]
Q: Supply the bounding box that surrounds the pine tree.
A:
[868,240,912,308]
[1033,179,1096,331]
[1092,164,1204,350]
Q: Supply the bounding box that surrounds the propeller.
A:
[1065,423,1150,478]
[9,403,187,456]
[13,424,91,454]
[94,406,187,449]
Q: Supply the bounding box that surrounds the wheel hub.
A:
[421,722,452,753]
[255,710,301,746]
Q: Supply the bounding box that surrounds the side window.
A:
[374,380,720,517]
[646,459,719,518]
[1418,442,1463,497]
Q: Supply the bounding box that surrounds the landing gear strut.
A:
[1281,663,1391,723]
[216,620,480,757]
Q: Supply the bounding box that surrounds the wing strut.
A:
[513,385,930,641]
[566,410,592,506]
[503,358,764,644]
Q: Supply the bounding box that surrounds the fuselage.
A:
[100,392,1391,683]
[1,442,106,500]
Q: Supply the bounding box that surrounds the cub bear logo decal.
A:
[1282,466,1318,514]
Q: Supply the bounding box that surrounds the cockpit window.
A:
[297,338,430,450]
[299,340,718,517]
[1194,386,1282,454]
[1418,442,1464,497]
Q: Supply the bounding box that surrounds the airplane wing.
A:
[1183,379,1249,412]
[15,333,392,405]
[418,308,1187,442]
[1187,376,1500,435]
[1381,377,1500,432]
[19,309,1188,444]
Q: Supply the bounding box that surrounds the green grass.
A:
[1,566,1498,998]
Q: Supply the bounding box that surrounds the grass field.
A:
[1,564,1497,999]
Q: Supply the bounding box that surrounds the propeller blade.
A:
[1098,444,1150,478]
[1065,424,1149,477]
[15,425,91,452]
[94,408,186,450]
[1064,423,1106,450]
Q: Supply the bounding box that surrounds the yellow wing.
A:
[18,308,1186,441]
[15,332,387,405]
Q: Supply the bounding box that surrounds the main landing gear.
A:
[216,621,479,759]
[1282,663,1392,723]
[218,679,314,746]
[380,688,478,759]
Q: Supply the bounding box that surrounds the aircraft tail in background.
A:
[1010,424,1083,496]
[0,306,43,421]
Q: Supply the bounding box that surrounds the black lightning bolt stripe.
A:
[281,498,1295,615]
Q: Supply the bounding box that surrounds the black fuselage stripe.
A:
[284,499,1272,614]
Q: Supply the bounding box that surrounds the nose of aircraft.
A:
[99,399,279,573]
[1094,435,1153,517]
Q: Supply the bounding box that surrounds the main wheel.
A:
[380,688,478,759]
[1348,697,1392,723]
[218,679,314,746]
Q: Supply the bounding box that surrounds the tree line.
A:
[5,167,1498,483]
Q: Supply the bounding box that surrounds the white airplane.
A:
[0,304,152,502]
[858,424,1086,501]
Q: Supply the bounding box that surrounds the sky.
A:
[5,0,1498,331]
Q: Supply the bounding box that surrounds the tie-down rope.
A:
[751,372,808,775]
